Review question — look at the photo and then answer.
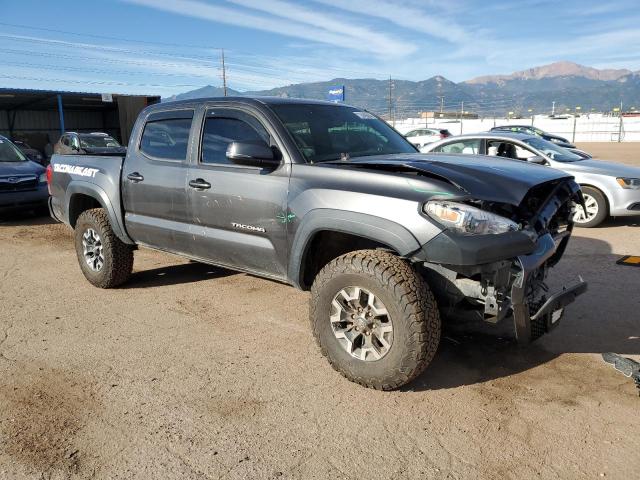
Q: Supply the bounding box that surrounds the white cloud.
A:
[312,0,473,45]
[122,0,415,57]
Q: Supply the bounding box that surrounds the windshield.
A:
[523,137,583,162]
[79,135,121,148]
[0,138,27,162]
[269,104,417,162]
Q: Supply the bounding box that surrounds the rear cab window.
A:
[139,109,194,161]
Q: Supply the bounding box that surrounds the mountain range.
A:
[170,61,640,117]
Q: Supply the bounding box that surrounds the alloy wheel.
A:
[82,228,104,271]
[573,193,599,223]
[329,286,393,361]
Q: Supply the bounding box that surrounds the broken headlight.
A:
[424,201,519,235]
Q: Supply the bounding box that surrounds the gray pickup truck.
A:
[48,97,587,390]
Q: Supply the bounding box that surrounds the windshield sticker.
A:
[353,111,376,120]
[53,163,99,178]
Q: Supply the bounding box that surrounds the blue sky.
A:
[1,0,638,96]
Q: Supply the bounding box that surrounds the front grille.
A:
[0,175,38,192]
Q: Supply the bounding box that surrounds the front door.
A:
[122,108,194,253]
[186,107,290,279]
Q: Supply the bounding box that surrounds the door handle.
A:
[189,178,211,190]
[127,172,144,183]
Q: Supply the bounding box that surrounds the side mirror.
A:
[226,141,279,167]
[527,155,546,165]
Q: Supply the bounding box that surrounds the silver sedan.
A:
[421,132,640,227]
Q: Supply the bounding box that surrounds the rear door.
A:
[122,108,194,253]
[185,106,290,279]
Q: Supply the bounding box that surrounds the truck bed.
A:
[48,153,130,242]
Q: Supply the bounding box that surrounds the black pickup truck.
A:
[48,97,586,390]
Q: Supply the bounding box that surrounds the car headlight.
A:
[424,201,519,235]
[616,177,640,190]
[38,172,47,183]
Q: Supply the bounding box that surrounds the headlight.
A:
[550,138,562,143]
[616,177,640,190]
[38,172,47,183]
[424,201,519,235]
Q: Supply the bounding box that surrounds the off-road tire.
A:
[310,249,441,390]
[575,186,608,228]
[74,208,133,288]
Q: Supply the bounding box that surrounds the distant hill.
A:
[171,61,640,116]
[168,85,241,101]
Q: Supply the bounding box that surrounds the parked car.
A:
[490,125,575,148]
[12,140,46,165]
[48,97,586,390]
[0,135,49,214]
[54,132,126,156]
[568,148,592,159]
[404,128,451,148]
[422,132,640,227]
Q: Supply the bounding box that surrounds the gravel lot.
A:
[1,144,639,479]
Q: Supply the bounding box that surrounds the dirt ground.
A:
[576,142,639,166]
[1,144,639,479]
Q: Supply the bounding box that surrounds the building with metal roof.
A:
[0,88,159,158]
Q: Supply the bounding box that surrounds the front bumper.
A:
[511,233,587,343]
[0,185,49,213]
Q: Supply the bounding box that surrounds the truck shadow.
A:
[126,262,235,288]
[407,233,640,391]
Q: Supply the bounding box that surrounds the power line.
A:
[0,74,206,89]
[0,60,217,79]
[0,22,220,50]
[0,48,217,69]
[0,33,216,62]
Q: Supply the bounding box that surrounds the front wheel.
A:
[573,186,608,228]
[74,208,134,288]
[310,250,441,390]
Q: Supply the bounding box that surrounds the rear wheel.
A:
[310,250,441,390]
[573,186,608,228]
[74,208,133,288]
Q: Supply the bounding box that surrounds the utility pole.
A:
[221,49,228,97]
[387,76,392,122]
[438,96,445,113]
[618,100,624,143]
[551,101,555,116]
[460,101,464,135]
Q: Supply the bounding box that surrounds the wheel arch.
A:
[289,209,421,290]
[65,182,134,244]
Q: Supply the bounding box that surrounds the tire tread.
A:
[310,249,440,390]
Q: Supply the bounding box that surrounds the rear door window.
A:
[434,139,481,154]
[140,110,193,161]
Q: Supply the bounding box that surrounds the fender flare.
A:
[64,181,134,244]
[288,208,421,288]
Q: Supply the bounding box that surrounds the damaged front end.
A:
[416,178,588,343]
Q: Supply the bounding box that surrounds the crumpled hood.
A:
[560,158,640,178]
[0,160,45,176]
[324,153,573,205]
